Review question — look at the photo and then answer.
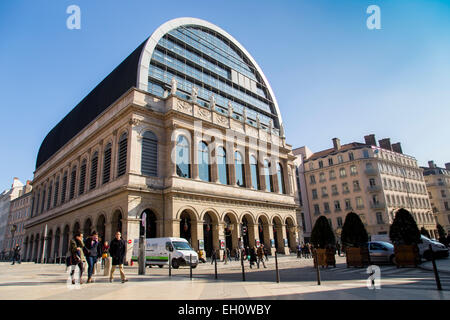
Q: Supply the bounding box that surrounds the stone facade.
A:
[294,135,436,241]
[24,89,299,263]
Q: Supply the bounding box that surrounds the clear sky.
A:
[0,0,449,192]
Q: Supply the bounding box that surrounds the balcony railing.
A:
[370,202,385,209]
[367,185,381,192]
[365,168,378,176]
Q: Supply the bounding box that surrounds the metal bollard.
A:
[241,250,246,282]
[190,254,193,280]
[429,244,442,290]
[169,253,171,277]
[214,254,218,279]
[275,251,280,283]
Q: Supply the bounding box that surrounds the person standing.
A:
[210,248,217,265]
[249,246,257,269]
[11,244,21,265]
[296,243,302,258]
[69,232,85,285]
[84,231,102,283]
[257,245,267,268]
[263,245,269,261]
[336,242,341,256]
[109,232,128,283]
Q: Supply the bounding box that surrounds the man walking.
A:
[11,244,21,265]
[84,231,102,283]
[257,244,267,268]
[109,232,128,283]
[210,248,217,265]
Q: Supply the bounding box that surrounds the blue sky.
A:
[0,0,449,191]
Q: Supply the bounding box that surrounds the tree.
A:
[389,208,421,245]
[341,212,368,247]
[420,227,431,238]
[311,216,335,249]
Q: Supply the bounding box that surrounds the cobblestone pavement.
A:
[1,255,449,300]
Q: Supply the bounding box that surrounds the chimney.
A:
[428,161,435,168]
[332,138,341,150]
[445,163,450,170]
[379,138,392,151]
[392,142,403,154]
[364,134,377,147]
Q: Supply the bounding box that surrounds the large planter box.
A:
[394,244,420,268]
[346,247,370,268]
[313,248,336,268]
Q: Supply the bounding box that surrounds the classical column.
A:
[105,218,112,244]
[267,223,275,255]
[249,223,259,248]
[169,129,177,177]
[217,223,225,260]
[258,154,267,192]
[172,219,181,237]
[212,145,220,183]
[244,147,252,188]
[195,220,204,252]
[279,224,289,255]
[192,133,200,180]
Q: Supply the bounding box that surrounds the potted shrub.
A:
[389,208,421,268]
[311,216,336,268]
[341,212,370,268]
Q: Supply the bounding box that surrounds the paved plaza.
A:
[1,255,450,300]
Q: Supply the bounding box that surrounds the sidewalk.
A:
[419,257,450,274]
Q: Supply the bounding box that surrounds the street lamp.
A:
[9,224,17,259]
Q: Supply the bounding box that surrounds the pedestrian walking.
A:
[210,248,217,265]
[69,232,85,285]
[263,245,269,261]
[101,241,109,269]
[84,230,102,283]
[109,231,128,283]
[226,247,232,263]
[296,243,302,258]
[234,248,240,261]
[336,242,341,256]
[11,244,21,265]
[257,244,267,268]
[249,246,257,269]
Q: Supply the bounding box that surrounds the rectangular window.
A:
[312,189,318,200]
[445,202,449,210]
[337,155,343,163]
[348,152,354,161]
[342,182,349,193]
[319,161,323,168]
[314,204,320,215]
[329,170,336,180]
[319,172,325,182]
[353,180,360,191]
[376,212,384,224]
[337,217,343,227]
[345,199,351,210]
[339,168,346,178]
[331,184,338,195]
[363,150,369,158]
[334,200,341,211]
[321,186,328,197]
[350,165,357,175]
[324,202,330,213]
[310,175,316,184]
[356,197,364,209]
[442,190,447,198]
[328,158,333,166]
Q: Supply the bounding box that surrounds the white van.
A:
[132,237,198,269]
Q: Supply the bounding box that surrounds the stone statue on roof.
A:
[227,101,233,117]
[191,87,198,103]
[210,94,216,109]
[170,77,177,95]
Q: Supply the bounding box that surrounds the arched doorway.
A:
[45,230,53,263]
[179,211,193,244]
[203,212,213,257]
[54,228,61,261]
[286,217,296,252]
[112,210,123,235]
[224,215,233,251]
[241,214,255,249]
[140,209,157,238]
[96,215,106,243]
[83,219,92,237]
[62,225,70,256]
[273,217,284,253]
[34,234,40,263]
[28,235,34,262]
[73,222,81,237]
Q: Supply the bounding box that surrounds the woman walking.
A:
[69,232,85,285]
[84,230,102,283]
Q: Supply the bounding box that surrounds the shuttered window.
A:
[117,133,128,177]
[142,131,158,176]
[103,144,112,184]
[46,183,52,211]
[90,152,98,190]
[53,177,59,207]
[61,172,67,203]
[79,160,87,195]
[69,167,77,200]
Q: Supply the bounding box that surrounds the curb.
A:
[418,263,450,275]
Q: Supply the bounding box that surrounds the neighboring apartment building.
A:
[24,18,300,264]
[3,181,32,254]
[294,134,436,241]
[0,178,25,253]
[421,161,450,233]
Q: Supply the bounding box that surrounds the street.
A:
[1,255,449,300]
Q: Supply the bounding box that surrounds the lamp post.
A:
[9,224,17,260]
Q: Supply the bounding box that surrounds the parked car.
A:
[368,241,396,264]
[419,235,449,260]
